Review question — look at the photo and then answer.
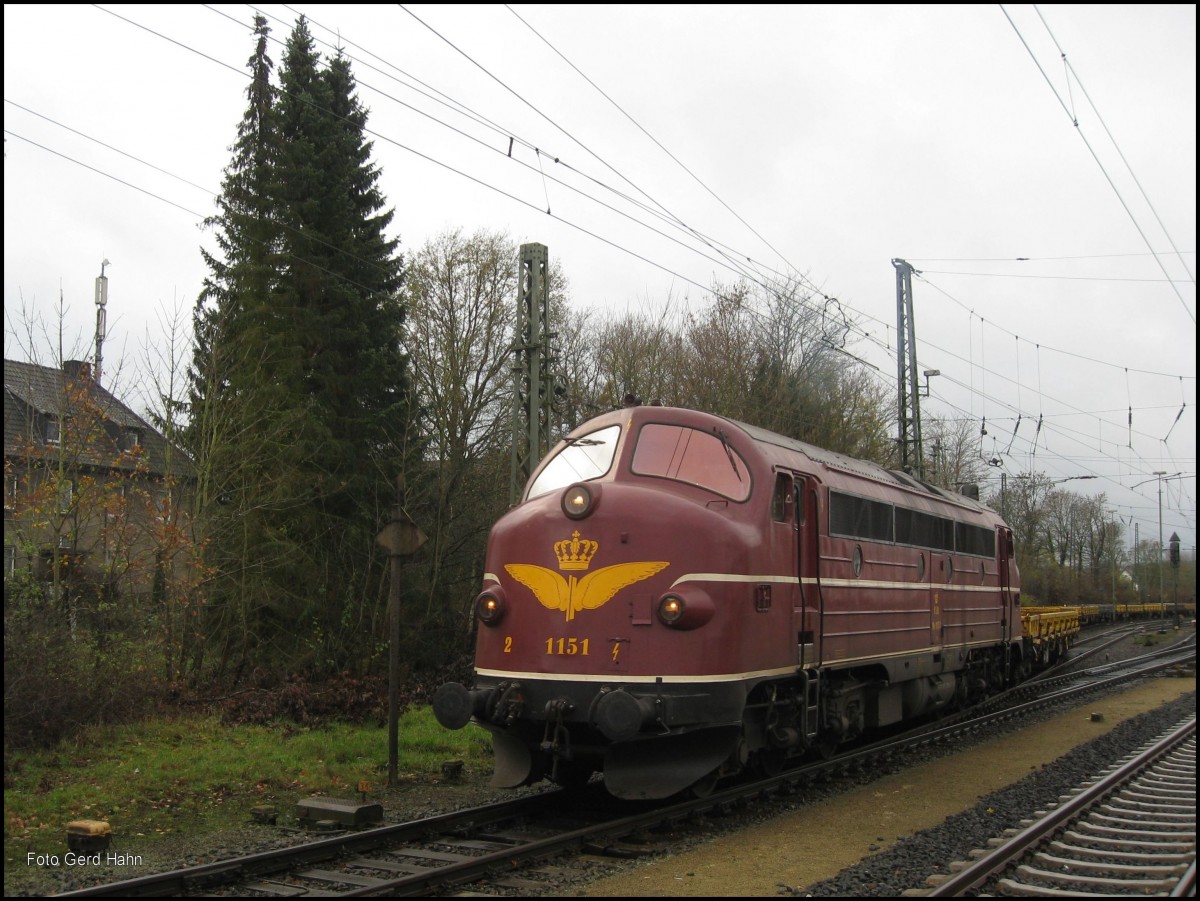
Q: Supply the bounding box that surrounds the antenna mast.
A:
[94,258,110,385]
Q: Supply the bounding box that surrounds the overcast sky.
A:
[4,4,1196,560]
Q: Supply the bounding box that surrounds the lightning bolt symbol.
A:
[611,642,621,663]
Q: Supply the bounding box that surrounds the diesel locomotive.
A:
[433,404,1027,799]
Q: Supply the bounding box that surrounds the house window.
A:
[58,480,73,513]
[123,428,141,452]
[45,417,61,444]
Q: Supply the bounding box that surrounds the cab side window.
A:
[772,473,793,522]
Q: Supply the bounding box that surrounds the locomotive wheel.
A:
[756,748,786,776]
[814,734,839,760]
[686,767,721,798]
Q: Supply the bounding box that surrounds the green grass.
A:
[3,706,492,859]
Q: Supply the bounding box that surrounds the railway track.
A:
[921,626,1196,732]
[919,715,1196,897]
[56,638,1195,898]
[1047,621,1195,678]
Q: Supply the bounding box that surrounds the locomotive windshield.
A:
[527,425,621,500]
[631,423,751,500]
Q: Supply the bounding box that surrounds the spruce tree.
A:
[191,15,412,678]
[269,19,410,667]
[189,13,289,679]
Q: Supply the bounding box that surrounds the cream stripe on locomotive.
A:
[490,570,1005,594]
[670,572,1007,593]
[474,664,802,684]
[475,631,1007,685]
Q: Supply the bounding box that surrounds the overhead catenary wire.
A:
[142,0,1200,407]
[503,3,800,282]
[1033,5,1196,288]
[223,3,1200,472]
[394,3,774,298]
[1001,4,1196,325]
[7,6,1194,541]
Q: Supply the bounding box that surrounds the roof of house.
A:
[4,358,191,479]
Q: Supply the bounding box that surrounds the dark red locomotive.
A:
[434,405,1022,799]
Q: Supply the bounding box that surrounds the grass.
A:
[3,706,493,860]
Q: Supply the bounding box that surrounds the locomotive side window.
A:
[895,507,953,551]
[527,425,621,500]
[631,424,751,501]
[954,522,995,557]
[829,491,893,542]
[771,473,793,521]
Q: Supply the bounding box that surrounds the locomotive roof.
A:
[564,405,998,520]
[731,416,996,517]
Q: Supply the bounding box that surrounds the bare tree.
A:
[589,299,687,410]
[924,416,988,492]
[403,228,530,648]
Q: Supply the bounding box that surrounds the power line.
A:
[916,275,1195,380]
[909,251,1195,263]
[917,270,1187,284]
[9,6,1195,532]
[1000,4,1196,325]
[1033,5,1196,288]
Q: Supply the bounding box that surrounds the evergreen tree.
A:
[269,20,411,669]
[193,13,280,412]
[190,15,412,679]
[188,13,288,679]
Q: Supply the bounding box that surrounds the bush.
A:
[216,651,475,727]
[3,576,166,750]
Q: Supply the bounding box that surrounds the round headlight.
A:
[658,594,685,625]
[562,483,596,519]
[475,590,506,626]
[655,589,715,629]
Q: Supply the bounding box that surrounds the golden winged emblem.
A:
[504,531,668,622]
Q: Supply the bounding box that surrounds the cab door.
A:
[784,474,820,667]
[769,473,802,662]
[998,527,1017,641]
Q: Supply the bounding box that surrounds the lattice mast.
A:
[893,259,924,479]
[511,243,554,504]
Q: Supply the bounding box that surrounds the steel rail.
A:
[925,717,1197,897]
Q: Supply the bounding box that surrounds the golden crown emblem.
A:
[554,530,598,570]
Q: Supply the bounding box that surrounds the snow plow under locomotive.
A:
[434,405,1044,799]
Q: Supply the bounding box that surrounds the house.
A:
[3,358,190,598]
